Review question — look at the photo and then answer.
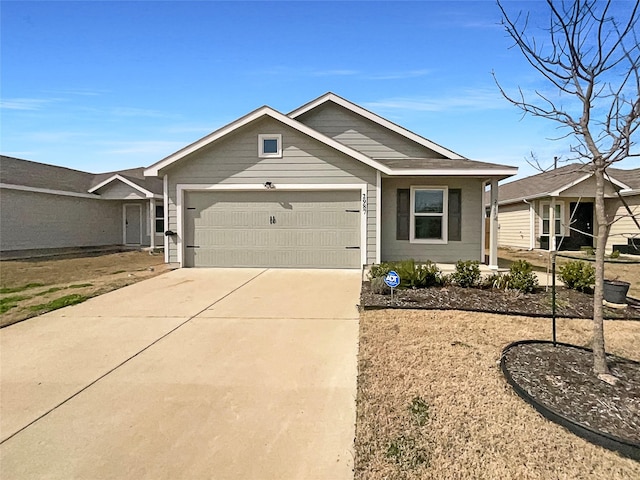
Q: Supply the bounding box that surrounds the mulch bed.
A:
[360,282,640,320]
[359,282,640,458]
[502,342,640,458]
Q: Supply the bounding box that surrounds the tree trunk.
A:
[592,163,610,375]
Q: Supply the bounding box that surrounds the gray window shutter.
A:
[397,189,410,240]
[448,189,462,241]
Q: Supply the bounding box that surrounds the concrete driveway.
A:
[0,268,361,479]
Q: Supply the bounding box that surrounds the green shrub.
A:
[370,276,391,295]
[396,259,441,288]
[451,260,481,288]
[609,250,621,259]
[368,260,441,288]
[483,272,509,289]
[506,260,539,293]
[558,260,595,292]
[368,262,394,281]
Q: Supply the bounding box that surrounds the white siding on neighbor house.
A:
[381,177,484,263]
[0,188,122,251]
[606,194,640,252]
[498,202,531,249]
[164,117,377,265]
[296,103,447,160]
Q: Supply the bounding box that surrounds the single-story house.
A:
[494,163,640,253]
[0,156,164,253]
[144,92,518,269]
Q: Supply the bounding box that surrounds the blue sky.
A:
[2,0,638,180]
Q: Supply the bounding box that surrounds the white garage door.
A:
[184,190,362,268]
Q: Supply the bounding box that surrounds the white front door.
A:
[124,204,142,245]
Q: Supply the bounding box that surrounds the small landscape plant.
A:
[506,260,539,293]
[368,259,441,289]
[451,260,481,288]
[558,260,595,292]
[483,272,509,290]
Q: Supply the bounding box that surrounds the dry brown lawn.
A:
[0,250,169,327]
[355,309,640,479]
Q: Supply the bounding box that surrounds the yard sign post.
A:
[384,270,401,300]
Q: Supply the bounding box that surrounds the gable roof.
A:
[145,93,517,179]
[0,155,162,198]
[288,92,465,160]
[89,168,162,197]
[497,163,637,204]
[144,105,389,176]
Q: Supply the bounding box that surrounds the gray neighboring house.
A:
[144,92,518,269]
[494,163,640,253]
[0,156,164,253]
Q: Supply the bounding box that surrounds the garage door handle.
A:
[186,245,200,248]
[345,246,360,249]
[345,209,360,213]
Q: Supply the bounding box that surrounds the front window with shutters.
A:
[397,187,461,243]
[410,187,448,243]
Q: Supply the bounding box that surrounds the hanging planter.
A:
[603,280,630,305]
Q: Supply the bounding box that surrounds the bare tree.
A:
[494,0,639,380]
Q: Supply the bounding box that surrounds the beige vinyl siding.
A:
[381,177,484,263]
[606,194,640,252]
[296,102,447,160]
[498,202,531,248]
[0,188,122,251]
[164,117,377,265]
[561,177,618,197]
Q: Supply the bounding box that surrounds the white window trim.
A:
[409,186,448,244]
[154,204,165,234]
[258,134,282,158]
[540,201,566,236]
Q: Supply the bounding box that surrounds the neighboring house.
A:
[144,92,517,269]
[0,156,164,253]
[494,163,640,253]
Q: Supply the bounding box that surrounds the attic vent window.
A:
[258,134,282,158]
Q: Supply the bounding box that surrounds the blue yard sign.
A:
[384,270,400,288]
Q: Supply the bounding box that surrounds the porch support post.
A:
[549,198,556,251]
[149,198,156,250]
[489,179,499,270]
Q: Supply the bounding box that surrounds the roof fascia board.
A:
[89,174,155,198]
[288,92,465,160]
[386,168,518,177]
[1,183,101,200]
[604,172,631,190]
[144,105,394,176]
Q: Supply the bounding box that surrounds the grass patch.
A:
[43,287,64,294]
[68,283,93,288]
[0,283,45,294]
[29,294,88,313]
[110,270,126,275]
[0,295,31,314]
[409,396,430,426]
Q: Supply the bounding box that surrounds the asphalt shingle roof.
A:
[1,156,162,196]
[497,163,640,204]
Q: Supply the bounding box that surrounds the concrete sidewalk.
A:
[0,268,361,479]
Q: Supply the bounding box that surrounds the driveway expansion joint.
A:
[0,268,269,445]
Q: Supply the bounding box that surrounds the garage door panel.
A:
[184,190,361,268]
